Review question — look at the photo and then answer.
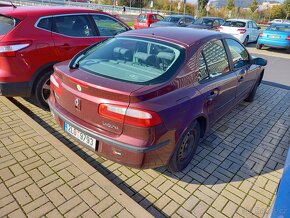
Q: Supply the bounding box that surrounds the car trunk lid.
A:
[52,62,144,135]
[263,30,290,41]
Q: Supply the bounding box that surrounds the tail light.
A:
[237,29,246,34]
[50,74,63,95]
[259,33,263,37]
[0,41,31,57]
[99,104,162,127]
[286,36,290,40]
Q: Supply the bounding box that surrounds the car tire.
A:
[168,120,201,172]
[243,36,249,46]
[34,70,52,110]
[245,74,262,102]
[256,43,262,49]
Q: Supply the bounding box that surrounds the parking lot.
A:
[0,49,289,217]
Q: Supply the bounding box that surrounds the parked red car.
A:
[48,27,267,171]
[0,5,130,108]
[133,13,163,29]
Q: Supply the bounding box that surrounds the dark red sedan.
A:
[48,27,267,171]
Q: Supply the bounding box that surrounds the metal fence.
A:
[8,0,170,15]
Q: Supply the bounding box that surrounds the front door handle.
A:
[238,69,247,82]
[207,90,219,101]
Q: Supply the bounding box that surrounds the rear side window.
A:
[223,21,245,27]
[77,37,183,85]
[36,17,52,31]
[52,15,94,37]
[0,15,16,35]
[202,40,230,78]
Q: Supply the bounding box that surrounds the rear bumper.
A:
[0,82,32,97]
[48,100,173,169]
[258,38,290,49]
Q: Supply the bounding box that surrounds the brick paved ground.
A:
[0,97,152,218]
[6,84,290,218]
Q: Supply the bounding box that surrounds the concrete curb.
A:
[2,97,153,218]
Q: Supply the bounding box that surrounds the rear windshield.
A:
[78,37,184,85]
[223,21,246,27]
[163,16,180,23]
[194,18,214,26]
[267,24,290,32]
[0,15,16,35]
[137,14,147,23]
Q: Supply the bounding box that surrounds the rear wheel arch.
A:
[31,62,58,94]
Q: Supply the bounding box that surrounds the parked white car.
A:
[219,19,261,46]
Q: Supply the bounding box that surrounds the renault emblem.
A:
[74,98,81,110]
[76,84,82,92]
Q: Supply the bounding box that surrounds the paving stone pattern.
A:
[7,84,290,217]
[0,98,152,218]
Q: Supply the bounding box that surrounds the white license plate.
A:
[269,35,280,39]
[64,122,96,150]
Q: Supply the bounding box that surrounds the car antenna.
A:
[10,1,17,8]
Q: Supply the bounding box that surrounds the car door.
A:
[224,38,257,100]
[51,14,100,62]
[194,39,238,125]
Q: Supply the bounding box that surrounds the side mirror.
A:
[252,57,267,66]
[257,26,261,30]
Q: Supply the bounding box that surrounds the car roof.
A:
[198,17,223,19]
[118,27,224,47]
[167,14,194,18]
[0,6,99,18]
[226,18,252,22]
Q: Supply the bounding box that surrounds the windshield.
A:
[163,16,180,23]
[267,24,290,32]
[0,15,16,35]
[223,21,246,27]
[194,18,214,26]
[78,37,184,85]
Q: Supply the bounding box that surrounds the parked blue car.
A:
[270,147,290,217]
[256,23,290,52]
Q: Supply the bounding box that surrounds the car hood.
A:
[150,21,178,27]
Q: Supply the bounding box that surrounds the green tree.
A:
[268,4,286,19]
[250,0,258,13]
[226,0,235,11]
[285,0,290,19]
[198,0,209,16]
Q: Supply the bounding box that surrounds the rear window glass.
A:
[37,17,52,31]
[267,24,290,32]
[137,15,147,23]
[78,37,184,85]
[223,21,246,27]
[0,15,16,35]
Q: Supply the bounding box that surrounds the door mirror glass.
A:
[252,57,267,66]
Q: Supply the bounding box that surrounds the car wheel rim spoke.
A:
[42,79,50,102]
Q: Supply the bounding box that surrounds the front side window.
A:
[52,15,94,37]
[202,40,230,77]
[0,15,17,35]
[93,15,127,36]
[77,37,184,84]
[163,16,180,23]
[157,15,164,21]
[226,39,249,69]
